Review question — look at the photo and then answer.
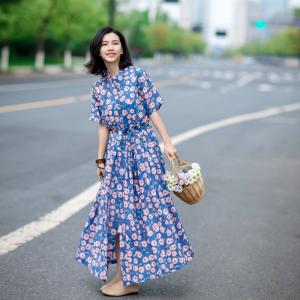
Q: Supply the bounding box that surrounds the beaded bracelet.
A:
[96,158,106,164]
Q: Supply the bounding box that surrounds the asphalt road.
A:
[0,57,300,300]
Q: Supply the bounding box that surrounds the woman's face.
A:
[100,32,123,64]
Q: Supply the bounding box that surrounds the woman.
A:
[75,26,195,297]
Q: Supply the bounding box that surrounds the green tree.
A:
[0,0,21,72]
[48,0,105,69]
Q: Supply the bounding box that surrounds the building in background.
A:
[118,0,299,53]
[118,0,206,31]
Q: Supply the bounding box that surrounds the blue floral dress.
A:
[75,65,195,286]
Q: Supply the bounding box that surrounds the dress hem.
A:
[75,249,196,286]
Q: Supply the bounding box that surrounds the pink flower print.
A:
[122,109,127,116]
[147,230,153,237]
[151,189,157,196]
[170,244,176,251]
[145,264,151,270]
[113,89,118,95]
[142,256,149,263]
[151,240,157,247]
[141,240,147,247]
[172,257,178,264]
[167,238,173,244]
[183,245,188,251]
[153,223,159,232]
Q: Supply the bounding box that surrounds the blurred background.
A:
[1,1,300,300]
[0,0,300,74]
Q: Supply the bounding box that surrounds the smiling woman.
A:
[84,27,132,77]
[75,26,195,297]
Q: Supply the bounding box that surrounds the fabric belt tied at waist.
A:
[109,122,151,148]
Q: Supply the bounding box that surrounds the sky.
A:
[289,0,300,7]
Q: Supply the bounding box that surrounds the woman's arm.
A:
[96,124,110,181]
[149,110,177,161]
[97,123,110,158]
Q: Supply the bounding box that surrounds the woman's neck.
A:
[106,63,120,76]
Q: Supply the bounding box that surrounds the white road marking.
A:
[0,184,99,255]
[268,73,280,83]
[0,78,92,92]
[0,74,198,113]
[1,101,300,256]
[0,95,89,113]
[258,84,273,92]
[186,80,212,89]
[220,71,261,94]
[223,71,235,80]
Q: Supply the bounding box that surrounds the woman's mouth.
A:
[106,53,116,57]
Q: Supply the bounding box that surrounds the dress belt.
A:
[109,121,150,134]
[109,122,151,148]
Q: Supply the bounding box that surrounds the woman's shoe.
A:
[100,280,139,297]
[100,276,122,292]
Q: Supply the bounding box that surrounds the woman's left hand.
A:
[164,141,177,161]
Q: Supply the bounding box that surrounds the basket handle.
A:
[171,153,190,178]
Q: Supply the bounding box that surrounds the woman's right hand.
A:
[96,163,105,182]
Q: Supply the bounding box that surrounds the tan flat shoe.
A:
[100,280,139,297]
[100,277,122,292]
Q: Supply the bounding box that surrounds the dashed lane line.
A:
[0,73,198,113]
[0,101,300,255]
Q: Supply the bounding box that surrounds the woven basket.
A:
[170,153,205,205]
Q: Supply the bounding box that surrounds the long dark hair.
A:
[84,26,133,77]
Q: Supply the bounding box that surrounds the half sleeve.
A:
[138,69,164,116]
[88,85,105,125]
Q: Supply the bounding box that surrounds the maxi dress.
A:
[75,65,195,286]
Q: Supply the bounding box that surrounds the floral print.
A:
[75,65,195,286]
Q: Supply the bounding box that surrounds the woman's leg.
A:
[114,233,122,280]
